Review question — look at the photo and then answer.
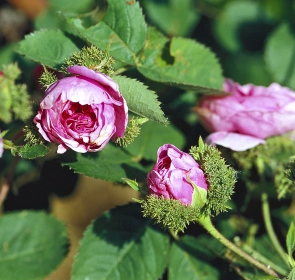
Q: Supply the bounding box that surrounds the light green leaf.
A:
[15,29,81,68]
[287,222,295,256]
[145,0,200,37]
[265,23,295,90]
[11,143,50,159]
[137,27,224,92]
[62,144,146,182]
[65,0,147,65]
[114,75,168,125]
[169,235,220,280]
[72,203,169,280]
[125,121,185,161]
[0,211,68,280]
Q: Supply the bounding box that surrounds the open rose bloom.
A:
[194,78,295,151]
[34,66,128,154]
[147,144,208,207]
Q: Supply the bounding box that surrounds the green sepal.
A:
[190,180,207,209]
[61,45,115,76]
[122,178,139,191]
[141,195,201,233]
[115,117,148,147]
[190,143,236,216]
[39,66,59,89]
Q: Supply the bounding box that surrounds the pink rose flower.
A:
[194,78,295,151]
[34,66,128,154]
[147,144,208,206]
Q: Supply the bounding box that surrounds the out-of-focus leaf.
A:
[62,144,146,182]
[286,222,295,256]
[125,121,185,161]
[223,52,272,86]
[114,75,168,125]
[145,0,200,37]
[0,211,68,280]
[265,23,295,90]
[137,27,224,93]
[65,0,147,65]
[15,29,82,69]
[72,203,169,280]
[214,1,274,52]
[168,235,220,280]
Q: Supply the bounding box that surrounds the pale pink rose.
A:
[34,66,128,154]
[147,144,208,206]
[194,78,295,151]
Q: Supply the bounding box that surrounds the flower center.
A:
[62,102,97,133]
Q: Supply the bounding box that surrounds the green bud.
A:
[190,143,236,216]
[62,45,115,76]
[116,117,148,147]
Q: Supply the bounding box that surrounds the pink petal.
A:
[206,131,265,151]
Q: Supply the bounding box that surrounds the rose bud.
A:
[147,144,208,208]
[34,65,128,154]
[194,78,295,151]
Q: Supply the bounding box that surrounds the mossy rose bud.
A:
[34,65,128,154]
[147,144,208,208]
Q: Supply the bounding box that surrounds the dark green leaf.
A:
[62,144,146,182]
[125,121,185,161]
[12,143,50,159]
[15,29,81,68]
[72,203,169,280]
[214,1,273,52]
[286,222,295,256]
[265,23,295,90]
[114,75,168,125]
[169,235,220,280]
[0,211,68,280]
[65,0,147,65]
[137,27,224,92]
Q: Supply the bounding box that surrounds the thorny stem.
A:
[261,192,290,267]
[198,214,281,278]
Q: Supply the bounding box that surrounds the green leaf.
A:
[11,143,50,159]
[169,235,220,280]
[15,29,81,68]
[287,222,295,256]
[65,0,147,65]
[72,203,169,280]
[114,75,168,125]
[214,1,273,52]
[137,27,224,92]
[62,144,146,182]
[145,0,200,37]
[125,121,185,161]
[264,23,295,90]
[0,211,69,280]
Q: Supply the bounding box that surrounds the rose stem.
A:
[198,214,281,278]
[168,229,180,241]
[261,192,289,267]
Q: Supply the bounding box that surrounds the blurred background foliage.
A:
[1,0,295,279]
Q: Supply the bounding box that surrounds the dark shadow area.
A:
[238,21,277,52]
